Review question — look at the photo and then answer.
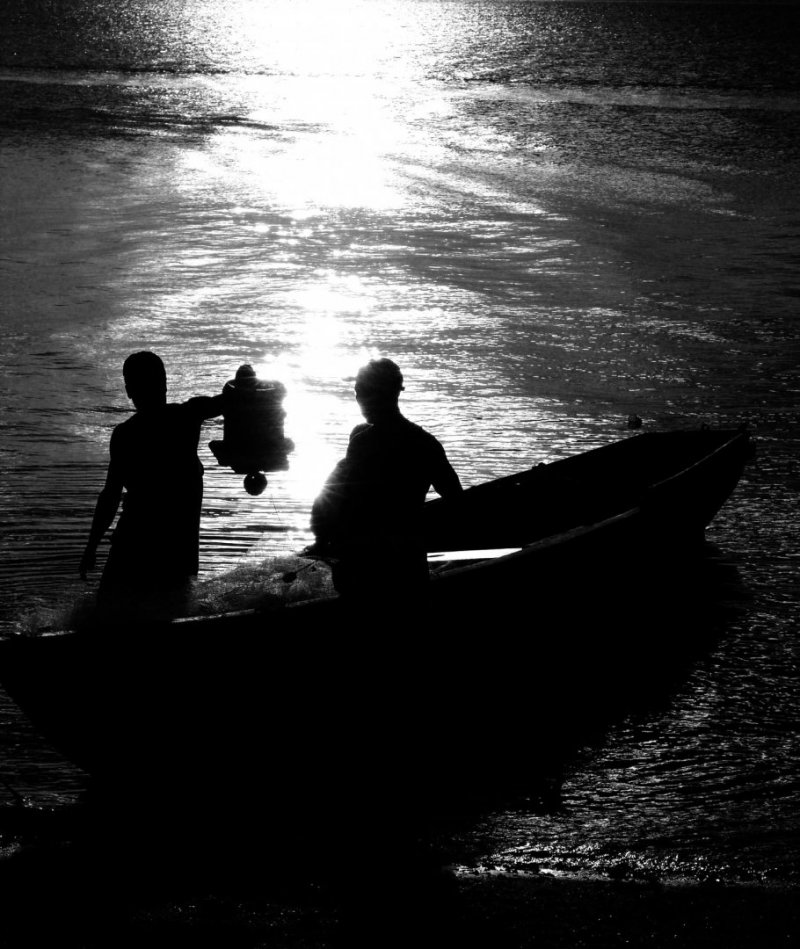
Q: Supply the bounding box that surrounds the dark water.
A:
[1,0,798,890]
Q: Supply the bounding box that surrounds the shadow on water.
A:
[431,540,749,816]
[0,543,749,947]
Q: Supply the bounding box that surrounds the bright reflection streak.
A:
[252,352,340,499]
[207,78,406,212]
[286,273,378,318]
[254,324,376,501]
[235,0,409,78]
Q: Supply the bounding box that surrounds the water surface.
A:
[1,0,798,887]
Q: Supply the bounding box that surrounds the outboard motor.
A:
[209,364,294,495]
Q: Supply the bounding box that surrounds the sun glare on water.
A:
[253,331,378,501]
[233,0,411,78]
[200,75,408,214]
[103,0,442,502]
[191,0,421,212]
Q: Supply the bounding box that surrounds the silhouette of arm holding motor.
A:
[79,351,225,590]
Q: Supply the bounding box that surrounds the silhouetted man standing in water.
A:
[79,351,225,596]
[310,358,462,601]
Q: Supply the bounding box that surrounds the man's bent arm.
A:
[79,464,123,579]
[432,446,463,499]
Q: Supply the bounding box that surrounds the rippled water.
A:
[1,0,799,886]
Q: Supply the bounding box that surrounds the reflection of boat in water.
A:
[0,428,752,819]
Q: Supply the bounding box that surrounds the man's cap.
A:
[355,358,404,395]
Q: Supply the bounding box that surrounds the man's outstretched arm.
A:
[188,393,226,420]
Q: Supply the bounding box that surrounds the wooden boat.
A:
[0,428,752,820]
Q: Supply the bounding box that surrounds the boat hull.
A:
[0,429,752,813]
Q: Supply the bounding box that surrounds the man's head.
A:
[123,351,167,409]
[354,358,404,422]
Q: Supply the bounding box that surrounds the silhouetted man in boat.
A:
[79,351,225,596]
[310,358,462,601]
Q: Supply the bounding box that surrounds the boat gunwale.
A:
[0,428,751,642]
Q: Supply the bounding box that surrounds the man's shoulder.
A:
[350,418,436,441]
[111,413,138,438]
[399,417,443,447]
[108,412,143,459]
[112,401,206,436]
[349,422,372,440]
